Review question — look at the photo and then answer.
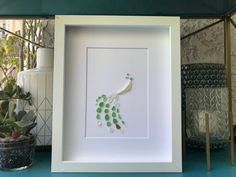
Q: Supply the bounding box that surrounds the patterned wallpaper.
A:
[42,20,55,48]
[181,19,224,64]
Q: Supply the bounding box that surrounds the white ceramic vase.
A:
[17,48,54,146]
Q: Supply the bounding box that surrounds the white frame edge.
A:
[52,15,181,172]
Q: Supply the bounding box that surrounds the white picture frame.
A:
[52,15,181,172]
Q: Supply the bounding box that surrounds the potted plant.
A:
[0,79,36,170]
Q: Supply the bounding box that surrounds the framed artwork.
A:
[52,15,181,172]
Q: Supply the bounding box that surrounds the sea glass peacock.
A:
[95,73,133,133]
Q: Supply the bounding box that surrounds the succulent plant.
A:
[0,79,36,142]
[0,78,32,105]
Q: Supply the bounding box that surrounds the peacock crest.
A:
[95,73,133,133]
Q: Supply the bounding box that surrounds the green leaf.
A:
[15,118,36,135]
[4,83,13,95]
[15,110,36,128]
[0,91,8,99]
[0,116,3,124]
[0,133,6,138]
[0,100,9,115]
[0,125,12,134]
[8,101,16,120]
[15,110,27,121]
[3,120,21,133]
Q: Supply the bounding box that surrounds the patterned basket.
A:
[181,63,228,149]
[181,63,226,111]
[185,88,229,149]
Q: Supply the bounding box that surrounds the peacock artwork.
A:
[95,73,133,133]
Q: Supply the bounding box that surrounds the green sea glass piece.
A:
[96,114,101,119]
[116,124,121,129]
[113,119,118,124]
[96,108,102,113]
[99,102,104,107]
[105,114,110,121]
[107,122,112,127]
[112,112,116,117]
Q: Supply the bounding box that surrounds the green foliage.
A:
[0,79,32,106]
[0,80,35,141]
[0,20,45,140]
[22,19,43,69]
[0,19,44,87]
[0,34,20,87]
